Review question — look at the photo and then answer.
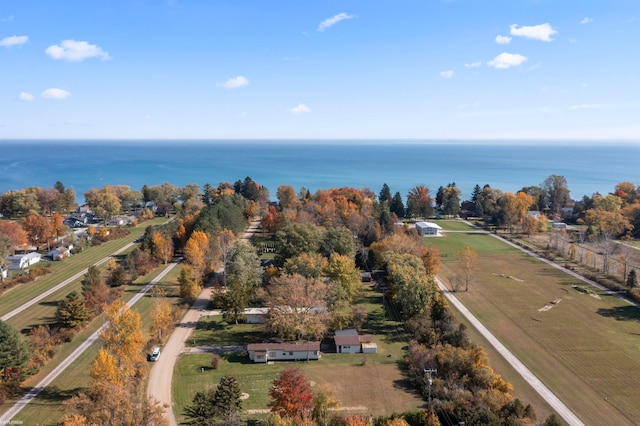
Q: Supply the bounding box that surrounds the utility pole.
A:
[424,368,437,412]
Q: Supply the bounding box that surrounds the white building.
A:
[415,221,443,236]
[334,329,377,354]
[246,342,321,363]
[7,252,42,270]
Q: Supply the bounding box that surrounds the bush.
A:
[211,354,221,369]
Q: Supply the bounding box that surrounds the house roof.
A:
[335,329,358,336]
[247,342,320,352]
[416,221,442,229]
[334,335,361,346]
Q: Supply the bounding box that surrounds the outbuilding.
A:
[415,221,443,236]
[334,329,377,354]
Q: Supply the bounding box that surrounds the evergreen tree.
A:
[0,320,31,394]
[379,183,392,204]
[184,389,216,426]
[56,291,91,328]
[213,375,242,418]
[627,269,638,291]
[390,191,406,218]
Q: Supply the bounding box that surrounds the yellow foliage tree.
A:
[151,231,174,264]
[150,298,173,342]
[91,348,124,388]
[184,230,209,281]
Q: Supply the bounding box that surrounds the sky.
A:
[1,0,639,141]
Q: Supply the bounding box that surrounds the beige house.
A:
[247,342,321,363]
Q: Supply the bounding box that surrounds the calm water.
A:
[0,141,638,202]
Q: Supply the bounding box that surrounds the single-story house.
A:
[64,218,85,228]
[48,246,72,261]
[334,329,377,354]
[7,252,42,270]
[245,307,269,324]
[246,342,321,363]
[415,221,443,236]
[552,222,567,229]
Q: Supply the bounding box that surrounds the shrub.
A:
[211,354,221,369]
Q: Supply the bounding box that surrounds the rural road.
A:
[147,219,261,426]
[0,260,179,424]
[1,242,135,321]
[435,277,585,426]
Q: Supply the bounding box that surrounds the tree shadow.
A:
[596,306,640,322]
[39,300,61,307]
[25,385,86,406]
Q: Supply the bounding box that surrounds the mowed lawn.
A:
[427,220,640,426]
[0,263,185,425]
[173,284,426,424]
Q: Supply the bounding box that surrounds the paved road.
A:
[147,219,261,426]
[0,260,179,424]
[435,277,585,426]
[1,242,135,321]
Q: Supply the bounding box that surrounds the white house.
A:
[245,307,269,324]
[48,246,72,261]
[334,329,377,354]
[246,342,321,363]
[415,221,443,236]
[7,252,42,270]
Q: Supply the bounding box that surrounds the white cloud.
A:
[464,61,482,68]
[495,35,511,44]
[570,103,598,110]
[509,23,557,42]
[45,39,110,61]
[487,52,527,69]
[440,70,454,78]
[18,92,34,101]
[318,13,354,32]
[0,35,28,47]
[217,76,249,89]
[289,104,311,114]
[41,88,70,99]
[581,17,594,24]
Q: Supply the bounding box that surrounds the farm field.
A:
[173,283,426,424]
[0,262,184,425]
[427,220,640,426]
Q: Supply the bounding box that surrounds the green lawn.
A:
[427,226,640,425]
[0,262,185,425]
[174,283,424,424]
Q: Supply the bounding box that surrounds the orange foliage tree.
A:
[268,366,313,419]
[151,232,174,264]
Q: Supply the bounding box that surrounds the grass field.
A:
[173,282,426,424]
[0,262,185,425]
[426,220,640,426]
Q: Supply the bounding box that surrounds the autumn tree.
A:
[283,253,328,279]
[407,184,435,218]
[215,229,236,284]
[277,185,299,210]
[184,230,210,282]
[457,245,478,292]
[221,241,262,323]
[150,298,173,342]
[312,384,340,426]
[268,367,313,419]
[275,222,324,265]
[327,253,361,304]
[179,265,201,303]
[542,175,571,216]
[24,214,54,249]
[84,186,122,221]
[51,212,66,239]
[263,274,332,340]
[0,220,27,250]
[56,291,91,329]
[320,226,355,258]
[99,300,145,384]
[151,231,174,264]
[384,252,436,318]
[498,192,534,233]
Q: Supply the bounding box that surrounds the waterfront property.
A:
[246,342,321,363]
[334,329,377,354]
[415,221,443,236]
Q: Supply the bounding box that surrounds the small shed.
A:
[245,307,268,324]
[334,329,375,354]
[361,343,378,354]
[48,246,72,261]
[415,221,443,236]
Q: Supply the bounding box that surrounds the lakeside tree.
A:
[84,186,122,221]
[151,231,174,264]
[24,214,54,249]
[221,241,262,324]
[457,245,478,292]
[184,231,210,282]
[407,184,435,218]
[0,320,31,402]
[379,183,392,204]
[542,175,571,216]
[55,291,91,329]
[268,367,313,419]
[275,222,324,265]
[262,274,331,340]
[384,251,436,318]
[390,191,406,218]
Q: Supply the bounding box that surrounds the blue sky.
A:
[1,0,639,141]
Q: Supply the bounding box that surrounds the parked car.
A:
[148,347,160,362]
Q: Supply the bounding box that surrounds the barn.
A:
[415,221,443,236]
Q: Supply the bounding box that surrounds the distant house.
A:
[7,252,42,270]
[552,222,567,229]
[334,329,377,354]
[1,268,7,280]
[106,218,125,227]
[245,307,269,324]
[48,246,72,261]
[415,221,443,236]
[246,342,321,363]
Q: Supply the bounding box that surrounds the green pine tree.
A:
[56,291,92,328]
